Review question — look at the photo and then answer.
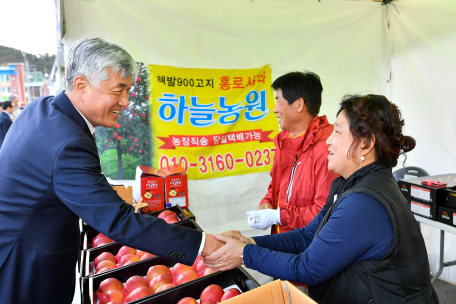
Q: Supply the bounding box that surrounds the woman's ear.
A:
[361,136,376,153]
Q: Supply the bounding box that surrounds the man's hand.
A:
[201,233,225,257]
[246,208,281,230]
[257,203,273,210]
[202,234,247,271]
[220,230,256,245]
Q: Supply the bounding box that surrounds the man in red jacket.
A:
[247,71,338,234]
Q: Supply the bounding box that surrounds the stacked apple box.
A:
[81,256,259,304]
[397,174,456,221]
[438,183,456,227]
[161,164,189,208]
[134,166,166,213]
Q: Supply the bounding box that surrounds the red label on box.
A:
[141,174,165,213]
[162,165,188,208]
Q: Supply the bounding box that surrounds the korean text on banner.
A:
[149,64,279,180]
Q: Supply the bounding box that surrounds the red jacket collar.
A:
[275,115,333,152]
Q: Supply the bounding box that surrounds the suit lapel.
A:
[52,91,96,144]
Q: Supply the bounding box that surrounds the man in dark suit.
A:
[0,37,223,304]
[0,101,13,148]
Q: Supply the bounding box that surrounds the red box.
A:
[135,166,165,213]
[161,164,188,208]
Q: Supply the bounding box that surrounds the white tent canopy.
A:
[60,0,456,284]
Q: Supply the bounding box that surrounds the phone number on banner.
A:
[159,148,276,174]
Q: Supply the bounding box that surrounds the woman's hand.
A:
[220,230,256,245]
[202,234,250,271]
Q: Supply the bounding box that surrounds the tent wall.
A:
[389,0,456,284]
[62,0,456,283]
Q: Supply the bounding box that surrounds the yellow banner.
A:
[149,64,279,180]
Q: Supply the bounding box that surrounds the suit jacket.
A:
[0,111,12,148]
[0,92,202,304]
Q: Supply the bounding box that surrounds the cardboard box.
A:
[437,206,456,228]
[222,280,317,304]
[82,263,259,304]
[134,166,165,213]
[113,185,133,205]
[161,164,189,208]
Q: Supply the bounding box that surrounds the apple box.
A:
[113,185,133,205]
[134,166,165,213]
[161,164,188,208]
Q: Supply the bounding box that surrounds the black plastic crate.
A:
[82,256,259,304]
[80,205,189,251]
[80,219,202,278]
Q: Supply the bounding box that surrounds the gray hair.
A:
[65,37,137,90]
[8,94,18,102]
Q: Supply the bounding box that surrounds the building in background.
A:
[0,66,15,101]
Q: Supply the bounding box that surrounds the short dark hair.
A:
[337,94,416,168]
[271,71,323,117]
[2,102,12,110]
[0,102,3,109]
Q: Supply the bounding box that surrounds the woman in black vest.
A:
[204,94,439,304]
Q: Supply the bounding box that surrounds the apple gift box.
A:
[79,219,201,278]
[81,255,259,304]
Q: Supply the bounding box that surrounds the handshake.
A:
[200,231,255,272]
[200,204,278,272]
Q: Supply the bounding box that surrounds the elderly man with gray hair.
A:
[8,94,21,121]
[0,37,224,304]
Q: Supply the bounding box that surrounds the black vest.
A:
[309,165,438,304]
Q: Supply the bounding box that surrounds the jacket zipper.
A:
[286,155,299,203]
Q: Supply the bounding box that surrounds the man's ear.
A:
[73,75,89,102]
[296,98,305,113]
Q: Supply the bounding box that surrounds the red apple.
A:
[171,263,192,277]
[203,268,217,276]
[123,260,137,266]
[125,286,153,302]
[200,284,224,304]
[221,288,242,301]
[201,302,214,304]
[95,260,116,272]
[193,256,202,267]
[136,250,147,258]
[158,210,174,219]
[106,302,124,304]
[116,246,136,261]
[177,297,198,304]
[92,232,107,243]
[119,254,140,266]
[146,265,170,280]
[98,278,124,296]
[164,214,179,223]
[176,270,200,285]
[124,276,149,294]
[96,266,116,274]
[195,259,207,273]
[140,253,155,261]
[155,283,176,293]
[149,273,173,292]
[100,289,124,304]
[94,252,116,268]
[93,236,113,248]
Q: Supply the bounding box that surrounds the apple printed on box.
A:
[161,164,189,208]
